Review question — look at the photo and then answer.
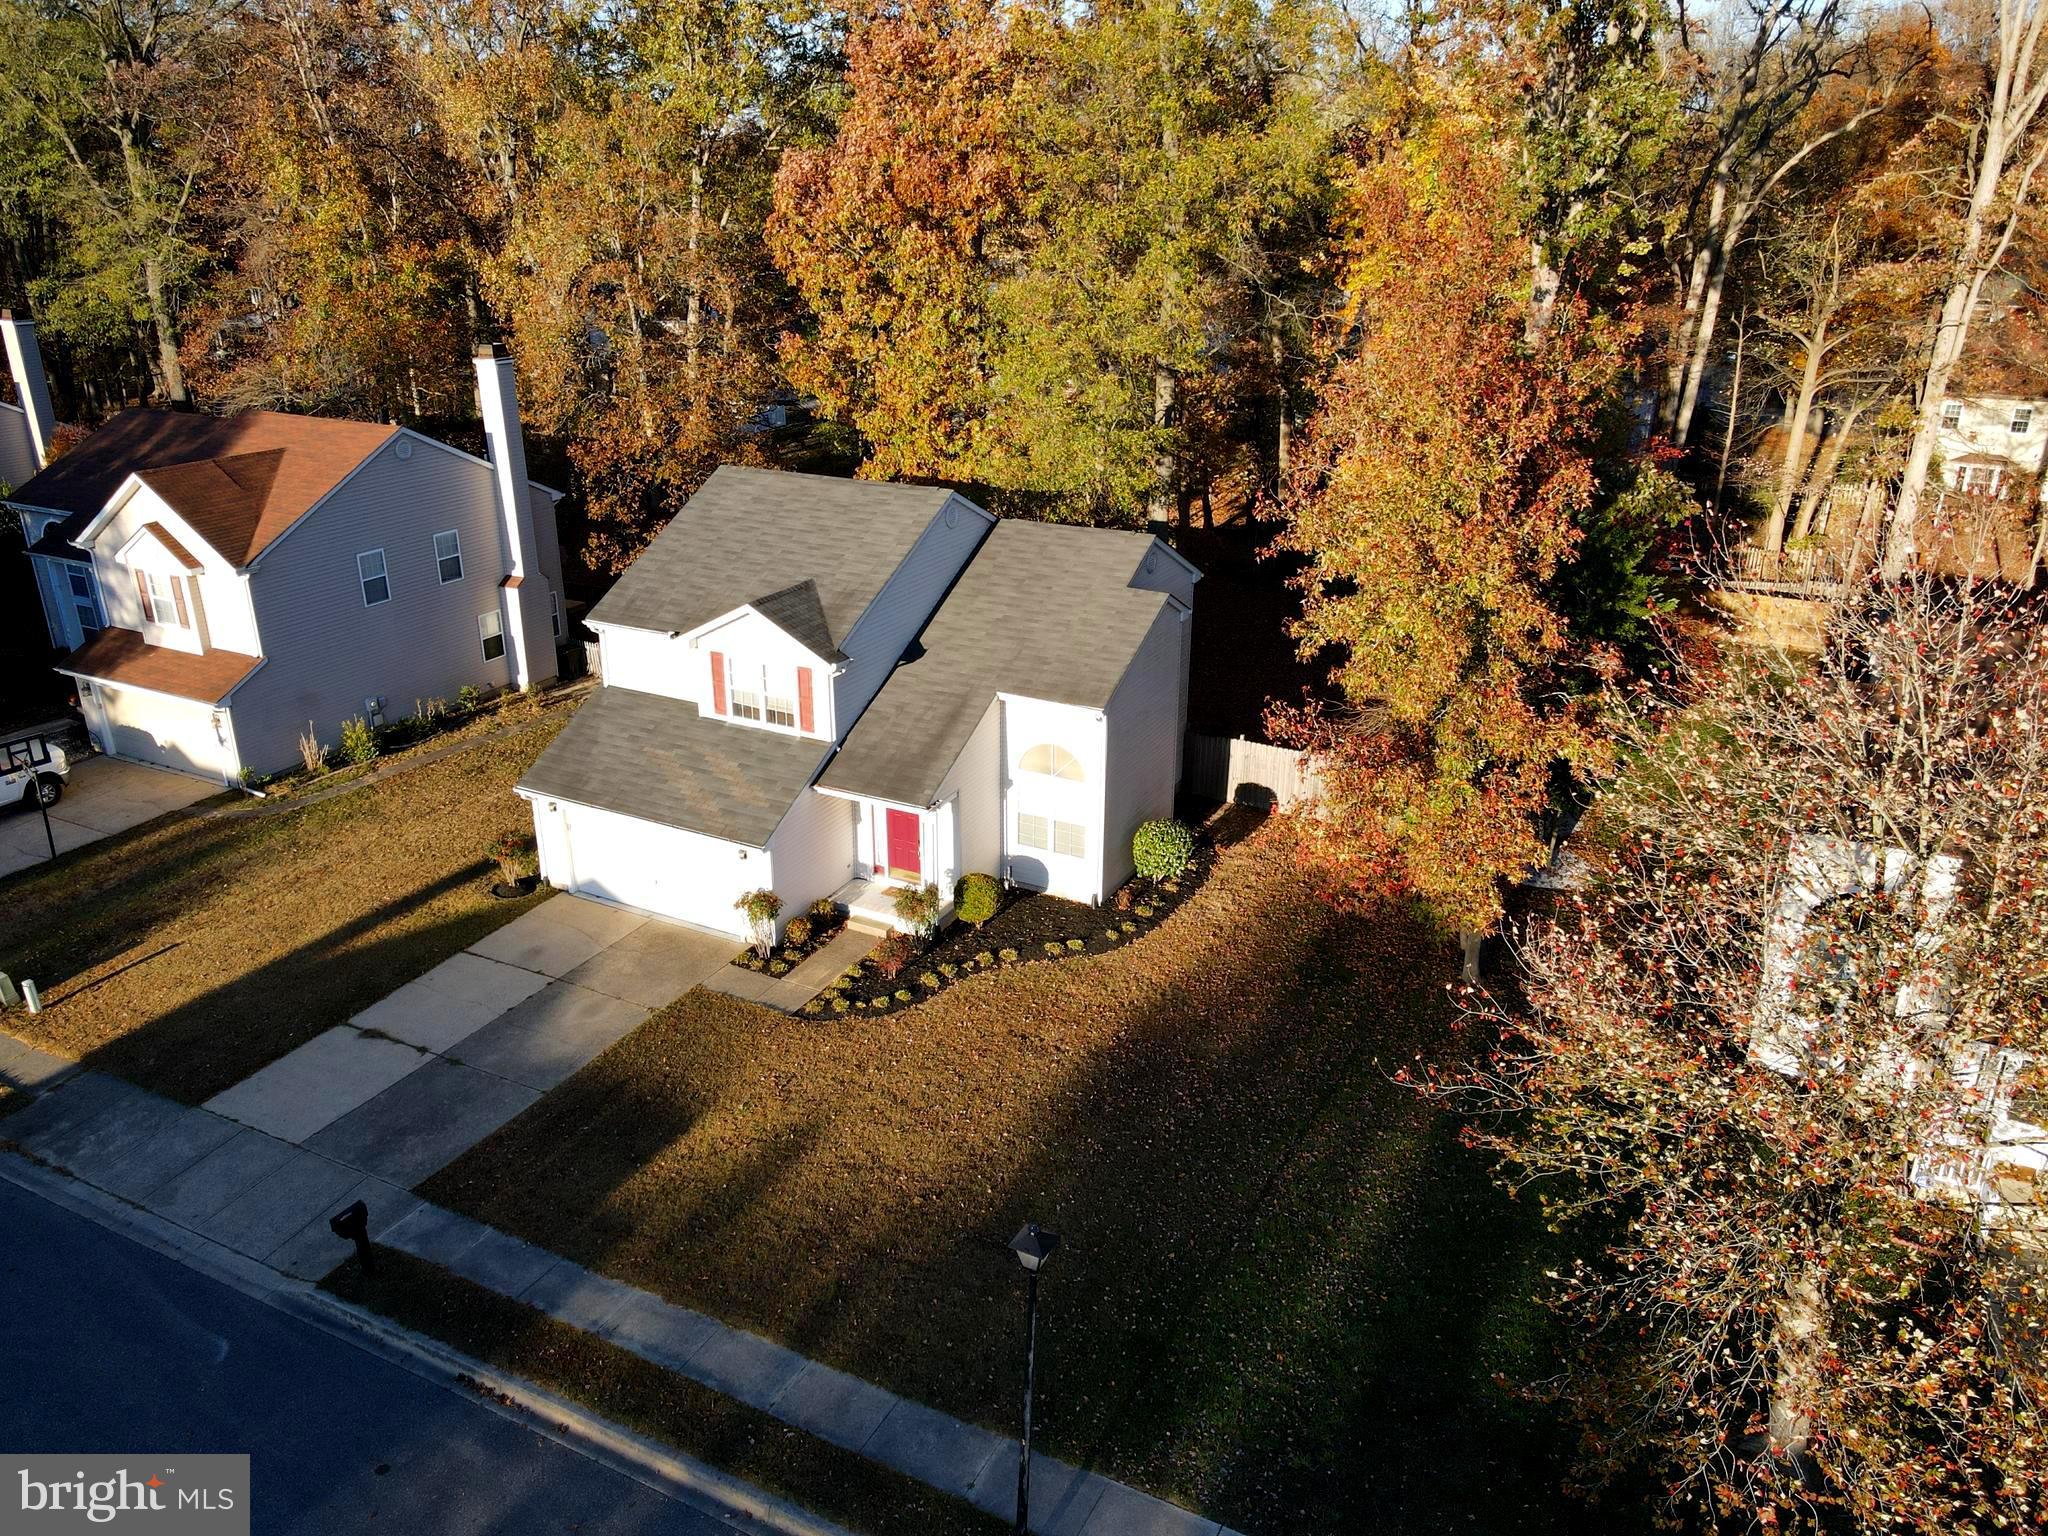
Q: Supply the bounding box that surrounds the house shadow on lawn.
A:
[417,817,1632,1535]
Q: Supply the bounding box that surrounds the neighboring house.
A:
[5,342,567,783]
[0,312,55,493]
[517,466,1199,939]
[1932,392,2048,506]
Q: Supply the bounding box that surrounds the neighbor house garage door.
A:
[95,684,232,782]
[555,802,752,938]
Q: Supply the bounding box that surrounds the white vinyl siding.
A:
[358,548,390,606]
[766,788,857,922]
[434,529,463,583]
[1100,602,1190,894]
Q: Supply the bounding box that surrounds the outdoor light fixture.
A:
[1008,1222,1061,1533]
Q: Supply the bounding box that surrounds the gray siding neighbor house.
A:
[6,343,566,783]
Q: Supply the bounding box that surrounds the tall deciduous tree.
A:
[1269,93,1628,932]
[0,0,231,402]
[1886,0,2048,575]
[1435,573,2048,1532]
[769,0,1034,483]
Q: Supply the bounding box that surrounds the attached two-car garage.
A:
[80,680,238,782]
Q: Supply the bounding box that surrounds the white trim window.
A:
[479,608,505,662]
[549,586,562,638]
[141,570,186,628]
[2014,406,2034,435]
[765,684,797,729]
[67,566,101,635]
[434,530,463,584]
[358,548,391,606]
[1941,401,1963,430]
[728,657,762,721]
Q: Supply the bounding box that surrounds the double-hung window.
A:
[434,530,463,584]
[139,570,186,628]
[764,685,797,728]
[550,587,562,638]
[478,609,505,662]
[2014,407,2034,435]
[1940,401,1963,430]
[358,548,390,606]
[729,663,762,721]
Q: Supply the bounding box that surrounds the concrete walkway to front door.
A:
[202,896,732,1185]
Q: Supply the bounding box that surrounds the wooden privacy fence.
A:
[1182,732,1321,810]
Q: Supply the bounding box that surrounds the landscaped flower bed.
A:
[802,819,1216,1016]
[729,898,848,979]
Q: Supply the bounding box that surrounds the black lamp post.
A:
[1008,1222,1060,1535]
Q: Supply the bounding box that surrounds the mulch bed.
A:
[805,832,1218,1016]
[729,905,849,978]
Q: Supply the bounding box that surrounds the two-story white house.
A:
[7,342,567,783]
[1933,392,2048,505]
[518,466,1198,939]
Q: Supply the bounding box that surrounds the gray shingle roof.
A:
[751,579,846,662]
[819,521,1190,808]
[519,686,828,846]
[587,466,955,651]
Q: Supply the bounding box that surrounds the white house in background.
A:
[5,343,567,783]
[1933,392,2048,506]
[0,311,56,491]
[518,465,1199,940]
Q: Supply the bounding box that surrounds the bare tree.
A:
[1658,0,1900,446]
[1428,572,2048,1532]
[1886,0,2048,575]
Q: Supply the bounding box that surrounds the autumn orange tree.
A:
[768,0,1038,484]
[1433,573,2048,1532]
[1269,87,1638,933]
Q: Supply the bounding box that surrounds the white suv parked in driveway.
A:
[2,736,69,809]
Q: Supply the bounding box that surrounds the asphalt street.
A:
[0,1179,748,1535]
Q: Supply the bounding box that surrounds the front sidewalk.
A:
[0,1022,1244,1536]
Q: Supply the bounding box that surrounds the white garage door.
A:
[96,685,230,782]
[557,803,751,937]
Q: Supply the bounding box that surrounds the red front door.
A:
[885,808,922,882]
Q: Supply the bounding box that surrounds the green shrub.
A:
[735,889,782,927]
[869,995,889,1012]
[811,897,840,920]
[998,948,1019,963]
[919,971,942,989]
[1120,920,1138,933]
[955,872,1001,926]
[894,988,913,1003]
[1132,817,1195,882]
[890,882,942,937]
[339,715,378,766]
[1043,941,1065,956]
[237,766,267,790]
[457,684,484,713]
[801,1000,824,1016]
[975,951,996,968]
[938,963,959,978]
[831,997,850,1013]
[1134,904,1156,919]
[768,959,790,976]
[783,915,813,949]
[1066,937,1085,951]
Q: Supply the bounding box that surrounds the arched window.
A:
[1019,743,1084,781]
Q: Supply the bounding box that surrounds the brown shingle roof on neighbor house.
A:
[55,626,263,704]
[8,408,397,565]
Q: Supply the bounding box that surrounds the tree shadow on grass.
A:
[415,822,1625,1534]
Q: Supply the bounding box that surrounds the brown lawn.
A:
[0,713,566,1105]
[423,814,1611,1534]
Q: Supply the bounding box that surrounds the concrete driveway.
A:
[0,754,218,880]
[203,896,733,1188]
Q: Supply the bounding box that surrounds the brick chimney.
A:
[473,344,549,689]
[0,309,56,469]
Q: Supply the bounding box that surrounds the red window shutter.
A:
[134,571,153,624]
[709,651,727,714]
[796,667,814,733]
[171,577,190,628]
